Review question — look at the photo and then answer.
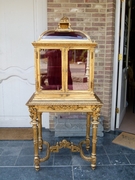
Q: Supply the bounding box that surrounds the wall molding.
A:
[0,66,34,85]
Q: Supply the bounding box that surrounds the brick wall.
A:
[47,0,116,131]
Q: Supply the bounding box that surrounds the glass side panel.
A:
[68,49,89,90]
[40,49,62,90]
[41,31,88,40]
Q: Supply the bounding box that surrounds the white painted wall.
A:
[0,0,49,128]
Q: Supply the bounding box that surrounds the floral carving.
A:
[29,106,38,124]
[91,105,102,121]
[47,105,84,111]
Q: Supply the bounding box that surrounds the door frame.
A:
[116,0,126,128]
[111,0,121,130]
[111,0,131,130]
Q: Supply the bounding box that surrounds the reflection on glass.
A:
[40,49,89,91]
[40,49,62,90]
[68,50,89,90]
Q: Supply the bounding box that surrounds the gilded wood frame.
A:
[27,17,103,171]
[27,101,102,171]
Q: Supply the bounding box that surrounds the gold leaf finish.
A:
[26,17,103,171]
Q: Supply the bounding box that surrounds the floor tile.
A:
[96,145,106,155]
[0,156,17,166]
[15,155,34,166]
[40,155,54,166]
[0,141,9,147]
[54,148,72,156]
[0,148,4,155]
[69,137,85,144]
[1,147,22,156]
[44,139,55,146]
[73,165,135,180]
[125,154,135,164]
[108,154,129,165]
[7,141,24,147]
[42,130,55,140]
[19,147,34,156]
[54,155,72,165]
[0,167,72,180]
[22,141,33,147]
[103,144,123,154]
[121,146,135,154]
[0,129,135,180]
[96,155,110,165]
[72,154,90,166]
[99,138,113,145]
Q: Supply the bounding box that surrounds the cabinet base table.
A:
[26,93,102,171]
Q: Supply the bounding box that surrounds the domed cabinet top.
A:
[38,17,91,41]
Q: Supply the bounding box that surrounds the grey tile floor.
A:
[0,129,135,180]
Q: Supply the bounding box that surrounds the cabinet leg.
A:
[91,112,99,170]
[29,107,40,171]
[86,112,91,150]
[38,112,43,151]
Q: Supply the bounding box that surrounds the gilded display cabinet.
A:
[26,17,102,171]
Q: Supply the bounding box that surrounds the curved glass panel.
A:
[40,31,88,40]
